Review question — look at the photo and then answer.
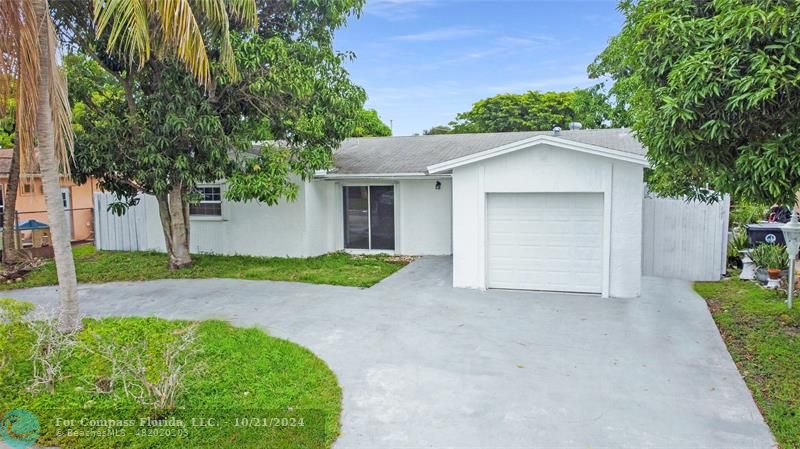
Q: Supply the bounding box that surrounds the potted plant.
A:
[727,229,750,270]
[750,243,789,288]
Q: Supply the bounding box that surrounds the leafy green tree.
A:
[423,125,452,135]
[61,1,366,269]
[572,84,631,129]
[349,109,391,137]
[0,98,13,147]
[591,0,800,204]
[449,88,621,133]
[450,91,573,133]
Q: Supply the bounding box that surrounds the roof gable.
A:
[426,134,649,174]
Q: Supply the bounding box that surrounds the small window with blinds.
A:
[189,186,222,217]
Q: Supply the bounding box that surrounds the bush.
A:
[727,230,750,262]
[730,201,770,228]
[89,323,203,411]
[27,310,78,393]
[750,244,789,271]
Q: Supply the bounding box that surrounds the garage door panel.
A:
[487,192,604,293]
[490,249,602,266]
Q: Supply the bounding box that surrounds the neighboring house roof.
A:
[0,148,41,177]
[328,128,646,177]
[0,149,13,176]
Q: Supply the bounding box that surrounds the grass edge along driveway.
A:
[1,245,410,290]
[695,279,800,448]
[0,301,342,449]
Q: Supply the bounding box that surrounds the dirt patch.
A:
[385,255,416,265]
[0,255,44,284]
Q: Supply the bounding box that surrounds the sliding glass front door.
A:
[343,185,395,250]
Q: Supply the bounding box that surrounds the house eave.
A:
[426,135,649,174]
[315,172,451,181]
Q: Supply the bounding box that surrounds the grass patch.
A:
[0,303,342,449]
[1,245,408,290]
[695,279,800,448]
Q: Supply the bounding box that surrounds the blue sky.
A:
[334,0,624,136]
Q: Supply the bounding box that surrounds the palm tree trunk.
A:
[2,142,21,265]
[34,0,80,332]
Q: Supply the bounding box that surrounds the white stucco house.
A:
[98,128,650,298]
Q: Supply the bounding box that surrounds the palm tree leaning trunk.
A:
[1,0,78,331]
[33,0,80,332]
[2,142,21,265]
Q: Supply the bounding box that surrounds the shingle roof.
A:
[0,149,12,175]
[330,128,645,175]
[0,149,41,176]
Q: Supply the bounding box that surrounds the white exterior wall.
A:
[98,181,337,257]
[396,179,452,255]
[328,178,452,256]
[451,144,643,298]
[185,180,340,257]
[96,178,452,257]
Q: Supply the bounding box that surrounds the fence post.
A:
[14,211,19,250]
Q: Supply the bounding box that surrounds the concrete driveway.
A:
[10,257,774,449]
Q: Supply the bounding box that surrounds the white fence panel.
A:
[642,193,730,281]
[93,192,162,251]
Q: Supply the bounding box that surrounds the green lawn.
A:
[0,305,342,449]
[695,279,800,448]
[2,245,408,290]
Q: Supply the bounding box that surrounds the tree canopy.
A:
[69,35,366,204]
[423,125,452,135]
[591,0,800,204]
[0,97,13,147]
[61,0,367,268]
[449,87,627,133]
[349,109,391,137]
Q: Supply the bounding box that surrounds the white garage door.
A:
[487,193,604,293]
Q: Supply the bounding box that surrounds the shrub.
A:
[88,322,203,412]
[750,244,789,271]
[727,230,750,261]
[730,201,770,228]
[26,310,78,393]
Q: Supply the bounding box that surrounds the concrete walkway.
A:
[10,257,775,449]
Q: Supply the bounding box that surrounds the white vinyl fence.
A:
[94,193,164,252]
[641,192,730,281]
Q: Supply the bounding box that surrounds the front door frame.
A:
[340,183,397,254]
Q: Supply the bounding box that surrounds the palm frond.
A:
[93,0,151,71]
[93,0,257,86]
[46,15,74,175]
[0,0,41,175]
[194,0,238,80]
[223,0,257,29]
[154,0,211,85]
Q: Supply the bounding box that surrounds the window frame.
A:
[20,179,34,196]
[189,184,223,219]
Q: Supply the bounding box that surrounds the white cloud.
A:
[393,26,484,42]
[494,34,555,47]
[365,0,437,20]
